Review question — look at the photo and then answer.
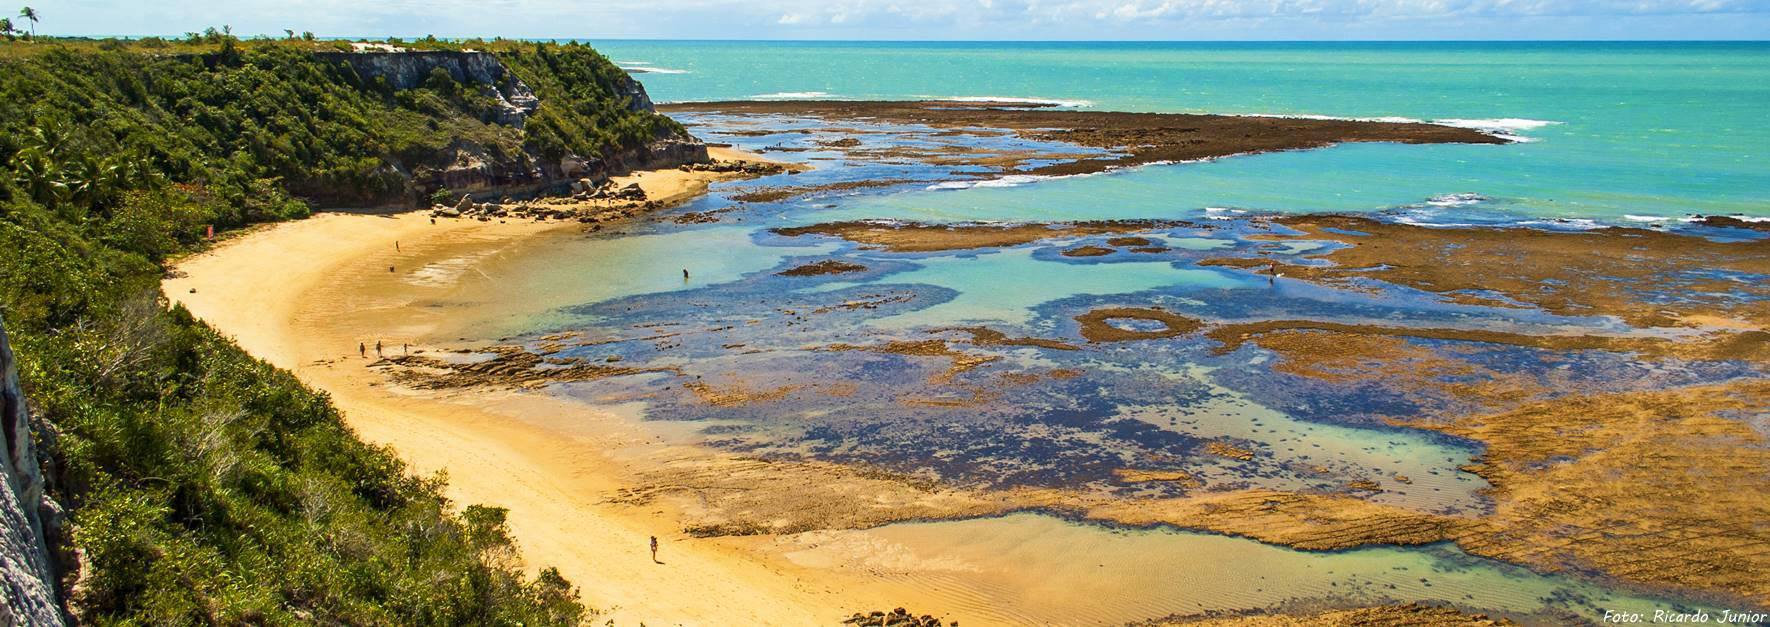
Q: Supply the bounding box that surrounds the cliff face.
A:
[316,51,698,208]
[318,51,543,126]
[0,317,64,626]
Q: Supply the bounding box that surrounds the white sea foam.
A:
[1432,118,1560,143]
[1622,214,1698,223]
[1203,207,1250,220]
[939,96,1094,108]
[925,175,1053,191]
[1426,193,1489,207]
[1435,118,1560,132]
[623,66,690,75]
[1517,218,1606,230]
[751,91,843,100]
[1241,112,1426,124]
[1237,112,1560,143]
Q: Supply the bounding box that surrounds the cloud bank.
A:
[46,0,1770,39]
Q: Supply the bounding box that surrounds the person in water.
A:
[650,535,659,563]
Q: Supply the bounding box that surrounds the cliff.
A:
[314,50,703,208]
[0,316,64,626]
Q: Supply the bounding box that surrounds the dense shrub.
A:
[0,36,618,624]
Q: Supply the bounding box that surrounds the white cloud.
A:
[44,0,1770,39]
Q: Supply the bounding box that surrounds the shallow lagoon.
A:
[427,113,1767,621]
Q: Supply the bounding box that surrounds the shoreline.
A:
[161,111,1770,622]
[162,153,935,625]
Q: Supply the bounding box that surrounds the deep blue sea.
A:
[591,40,1769,223]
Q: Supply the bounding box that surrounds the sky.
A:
[33,0,1770,40]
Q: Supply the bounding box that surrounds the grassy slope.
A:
[0,35,684,624]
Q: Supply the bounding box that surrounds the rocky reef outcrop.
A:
[0,316,65,626]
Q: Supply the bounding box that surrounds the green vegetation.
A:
[17,6,36,38]
[0,35,683,208]
[0,33,686,623]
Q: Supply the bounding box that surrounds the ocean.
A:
[593,40,1769,222]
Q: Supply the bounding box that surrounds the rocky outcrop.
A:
[405,135,708,206]
[315,50,704,209]
[0,316,65,626]
[320,51,542,125]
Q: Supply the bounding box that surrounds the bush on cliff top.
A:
[0,37,617,624]
[0,37,684,209]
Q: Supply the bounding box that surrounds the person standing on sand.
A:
[375,340,382,357]
[650,536,659,563]
[359,342,365,357]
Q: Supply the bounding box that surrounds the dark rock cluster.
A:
[843,608,952,626]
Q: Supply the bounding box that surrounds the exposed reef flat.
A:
[1142,602,1517,626]
[1208,215,1770,330]
[607,212,1764,609]
[773,219,1182,252]
[168,91,1770,622]
[659,100,1508,176]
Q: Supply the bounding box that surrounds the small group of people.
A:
[357,340,408,358]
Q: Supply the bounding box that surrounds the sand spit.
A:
[660,100,1507,176]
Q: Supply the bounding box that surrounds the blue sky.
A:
[37,0,1770,40]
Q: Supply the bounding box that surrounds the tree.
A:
[284,28,294,40]
[0,17,13,38]
[17,6,34,38]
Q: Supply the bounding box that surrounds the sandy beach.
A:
[162,151,922,625]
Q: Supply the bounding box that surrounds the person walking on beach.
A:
[359,342,365,358]
[375,340,383,357]
[650,535,659,563]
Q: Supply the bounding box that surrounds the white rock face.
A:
[0,317,63,626]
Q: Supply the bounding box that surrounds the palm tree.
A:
[17,6,35,38]
[0,17,13,38]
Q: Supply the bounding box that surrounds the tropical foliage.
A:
[0,34,662,623]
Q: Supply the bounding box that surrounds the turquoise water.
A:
[462,42,1770,621]
[594,41,1769,220]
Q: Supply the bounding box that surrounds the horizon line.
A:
[50,35,1770,43]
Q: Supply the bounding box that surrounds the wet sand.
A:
[161,154,946,625]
